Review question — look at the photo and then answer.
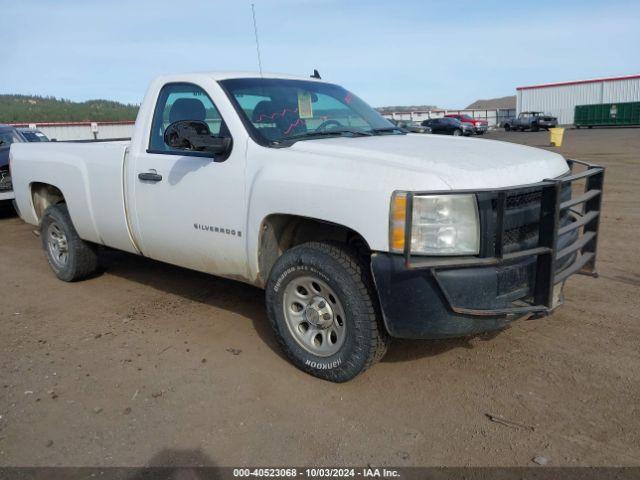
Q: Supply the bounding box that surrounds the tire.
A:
[452,129,462,136]
[265,242,389,382]
[504,124,511,131]
[40,204,98,282]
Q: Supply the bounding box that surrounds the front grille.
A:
[504,223,539,248]
[506,190,542,209]
[493,183,575,300]
[498,184,572,255]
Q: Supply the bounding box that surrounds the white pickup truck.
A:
[10,72,605,382]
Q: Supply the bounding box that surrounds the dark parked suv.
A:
[0,124,27,202]
[421,117,473,136]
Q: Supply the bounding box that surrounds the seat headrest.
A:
[252,100,278,123]
[169,98,206,124]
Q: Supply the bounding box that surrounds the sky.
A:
[1,0,639,108]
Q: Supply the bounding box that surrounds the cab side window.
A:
[148,83,228,153]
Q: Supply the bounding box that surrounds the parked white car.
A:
[10,72,604,381]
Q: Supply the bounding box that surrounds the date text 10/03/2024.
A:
[232,468,401,478]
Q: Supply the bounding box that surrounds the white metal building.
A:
[10,121,134,141]
[517,74,640,125]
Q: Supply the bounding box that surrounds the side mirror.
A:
[163,120,231,158]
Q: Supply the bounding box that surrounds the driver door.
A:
[128,82,248,279]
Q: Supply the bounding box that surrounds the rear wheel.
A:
[265,242,389,382]
[41,204,98,282]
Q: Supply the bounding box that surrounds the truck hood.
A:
[288,133,569,189]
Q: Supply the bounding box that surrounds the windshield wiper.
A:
[278,129,373,142]
[370,127,405,135]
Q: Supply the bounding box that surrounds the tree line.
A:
[0,94,139,123]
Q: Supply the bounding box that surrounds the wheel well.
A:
[257,214,370,287]
[31,182,65,222]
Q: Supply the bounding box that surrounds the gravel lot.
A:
[1,128,639,467]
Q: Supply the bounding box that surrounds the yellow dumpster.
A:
[549,127,565,147]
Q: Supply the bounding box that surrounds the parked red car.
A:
[444,114,488,135]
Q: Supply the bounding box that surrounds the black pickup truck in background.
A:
[502,112,558,132]
[0,124,27,202]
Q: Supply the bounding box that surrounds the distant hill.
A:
[0,94,139,123]
[466,96,516,110]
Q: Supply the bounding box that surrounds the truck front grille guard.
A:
[402,159,605,317]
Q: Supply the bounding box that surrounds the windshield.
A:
[219,78,401,145]
[20,130,49,142]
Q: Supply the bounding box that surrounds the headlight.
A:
[390,193,480,255]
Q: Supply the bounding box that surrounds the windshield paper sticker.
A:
[297,91,313,119]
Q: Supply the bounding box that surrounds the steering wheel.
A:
[315,119,343,132]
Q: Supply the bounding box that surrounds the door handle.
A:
[138,170,163,182]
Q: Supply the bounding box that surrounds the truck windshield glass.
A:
[220,78,401,144]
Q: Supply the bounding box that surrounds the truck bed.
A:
[10,140,138,253]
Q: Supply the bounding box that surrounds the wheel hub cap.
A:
[304,296,334,329]
[46,221,69,268]
[282,276,347,357]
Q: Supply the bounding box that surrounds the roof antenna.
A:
[311,69,321,79]
[251,4,264,77]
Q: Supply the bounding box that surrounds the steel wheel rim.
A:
[282,275,347,357]
[46,221,69,269]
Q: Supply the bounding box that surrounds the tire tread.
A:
[41,204,98,282]
[266,241,389,382]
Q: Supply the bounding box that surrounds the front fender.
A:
[245,168,391,282]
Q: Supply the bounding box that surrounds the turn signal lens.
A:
[390,192,407,252]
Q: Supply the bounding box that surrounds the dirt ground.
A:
[1,128,639,467]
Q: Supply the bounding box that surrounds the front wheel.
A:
[266,242,389,382]
[40,204,98,281]
[452,128,462,136]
